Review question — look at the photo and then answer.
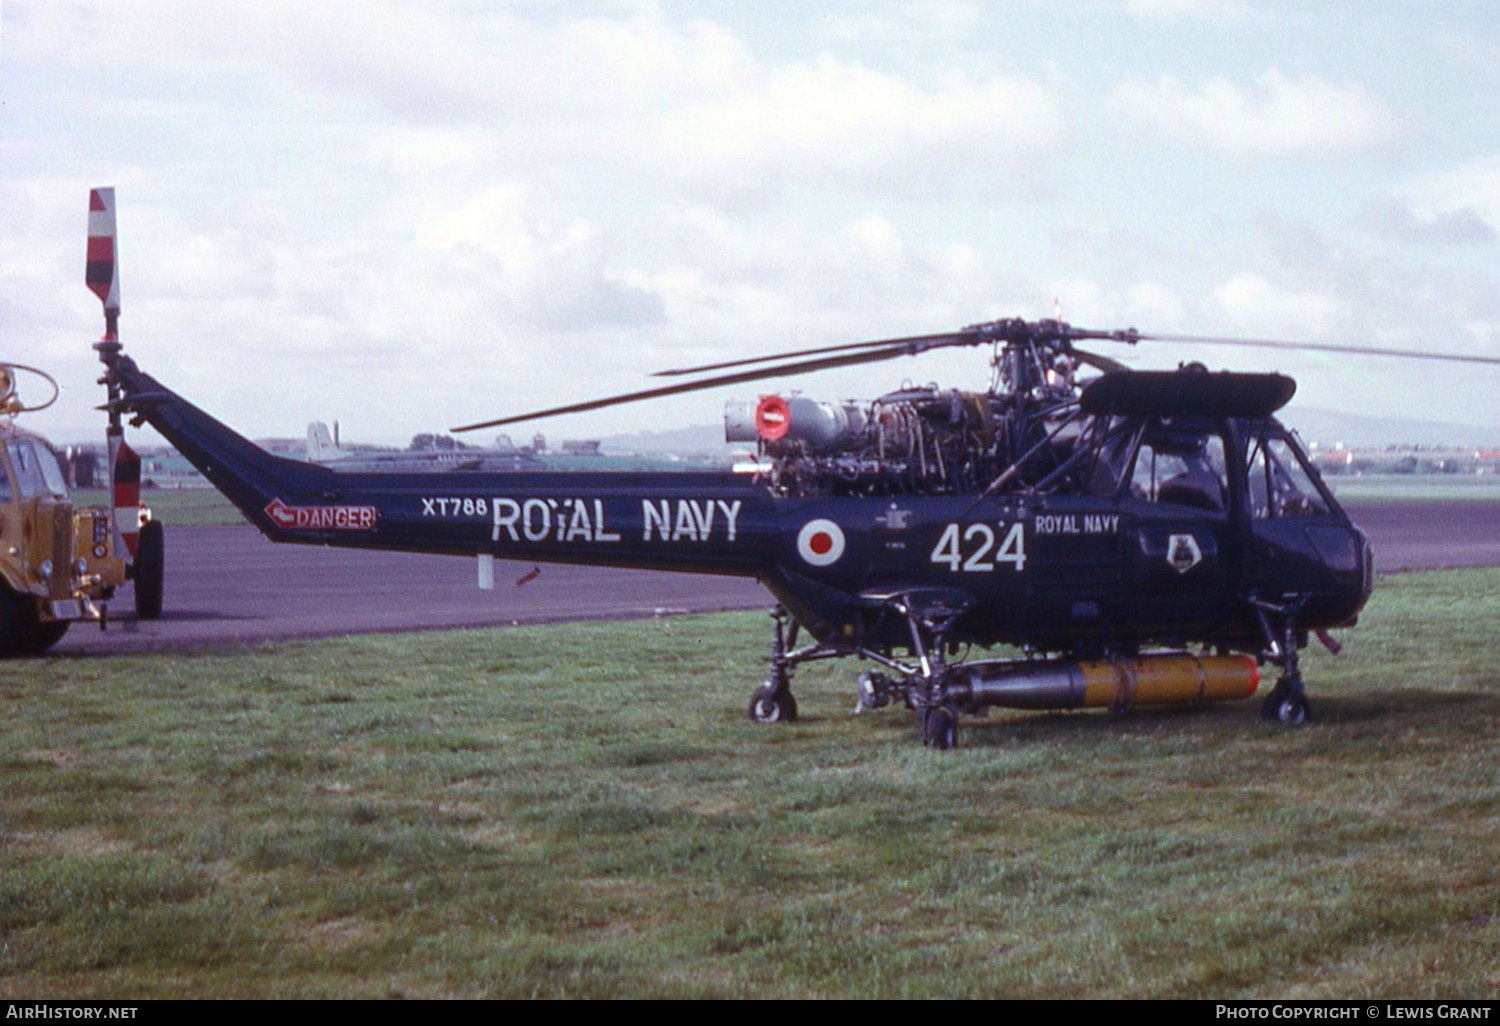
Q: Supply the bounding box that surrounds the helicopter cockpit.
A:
[1244,430,1331,519]
[1124,421,1228,511]
[1075,412,1337,520]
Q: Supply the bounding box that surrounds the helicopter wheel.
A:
[1260,680,1312,724]
[748,683,798,723]
[921,705,958,750]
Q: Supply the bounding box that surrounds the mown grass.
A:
[3,570,1498,998]
[71,488,246,527]
[1328,474,1500,503]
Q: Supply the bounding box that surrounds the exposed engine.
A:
[726,388,1080,498]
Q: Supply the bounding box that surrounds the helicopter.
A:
[86,187,1500,747]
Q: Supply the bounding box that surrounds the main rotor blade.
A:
[1140,333,1500,367]
[1071,348,1128,374]
[453,316,1500,433]
[451,345,910,433]
[652,319,1141,378]
[652,329,976,377]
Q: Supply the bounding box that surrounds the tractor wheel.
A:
[134,519,165,620]
[0,587,32,657]
[19,620,68,656]
[0,588,66,657]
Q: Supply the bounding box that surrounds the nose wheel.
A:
[920,704,958,749]
[1252,594,1315,725]
[1261,678,1311,724]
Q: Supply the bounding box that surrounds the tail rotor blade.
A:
[87,187,121,337]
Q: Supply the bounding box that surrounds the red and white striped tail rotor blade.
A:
[111,437,142,558]
[87,187,121,328]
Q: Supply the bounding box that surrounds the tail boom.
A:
[100,354,772,576]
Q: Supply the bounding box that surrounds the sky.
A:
[3,0,1498,447]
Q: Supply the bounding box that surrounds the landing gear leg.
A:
[1254,596,1313,724]
[748,607,799,723]
[888,595,967,750]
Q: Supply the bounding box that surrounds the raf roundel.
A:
[796,518,846,567]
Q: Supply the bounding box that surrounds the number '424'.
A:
[930,522,1027,573]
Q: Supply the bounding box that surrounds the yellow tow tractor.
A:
[0,191,164,655]
[0,361,163,655]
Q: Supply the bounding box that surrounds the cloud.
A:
[415,184,665,332]
[9,2,1497,436]
[1209,273,1345,338]
[1109,69,1406,160]
[1363,198,1495,246]
[653,59,1064,200]
[822,0,986,43]
[1402,157,1500,239]
[1121,0,1248,21]
[7,1,759,122]
[10,2,1062,205]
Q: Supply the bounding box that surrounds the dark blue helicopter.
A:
[86,187,1497,747]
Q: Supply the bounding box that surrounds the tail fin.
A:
[306,422,347,463]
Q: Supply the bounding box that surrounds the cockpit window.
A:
[38,444,69,496]
[1246,434,1328,518]
[1130,429,1228,511]
[6,441,68,499]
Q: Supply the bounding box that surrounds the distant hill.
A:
[1279,408,1498,449]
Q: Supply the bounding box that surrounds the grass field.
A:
[3,569,1498,999]
[71,488,249,528]
[1326,474,1500,503]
